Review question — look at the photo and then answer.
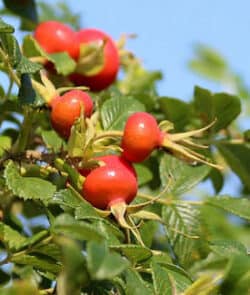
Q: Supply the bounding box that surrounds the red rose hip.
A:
[82,155,137,210]
[34,20,78,59]
[50,90,93,138]
[121,112,163,163]
[70,28,119,91]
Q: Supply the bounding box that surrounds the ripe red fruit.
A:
[121,112,163,163]
[82,155,137,209]
[79,155,137,178]
[50,90,94,138]
[34,21,78,59]
[70,28,119,91]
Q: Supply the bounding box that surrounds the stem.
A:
[5,79,13,100]
[125,228,131,244]
[12,108,34,153]
[94,130,123,141]
[0,47,21,86]
[39,288,54,295]
[180,200,205,206]
[137,192,173,206]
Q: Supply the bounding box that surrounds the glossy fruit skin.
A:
[79,155,137,178]
[70,28,119,91]
[50,90,93,138]
[34,21,78,59]
[82,155,137,209]
[121,112,163,163]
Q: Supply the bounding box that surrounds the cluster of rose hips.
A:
[50,88,161,211]
[34,21,119,91]
[34,21,220,217]
[34,21,140,212]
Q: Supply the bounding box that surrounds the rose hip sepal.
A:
[121,112,222,169]
[50,90,94,138]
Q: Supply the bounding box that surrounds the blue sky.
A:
[46,0,250,99]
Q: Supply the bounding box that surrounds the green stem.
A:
[0,47,20,86]
[137,192,173,206]
[12,108,34,153]
[39,288,54,295]
[5,79,13,100]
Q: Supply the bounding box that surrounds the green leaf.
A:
[41,129,65,152]
[243,129,250,142]
[32,243,62,262]
[206,196,250,221]
[101,96,145,130]
[110,244,152,264]
[22,36,76,75]
[139,221,159,248]
[159,97,191,131]
[52,188,99,218]
[217,143,250,191]
[49,52,76,76]
[124,268,154,295]
[132,92,157,112]
[0,280,39,295]
[4,161,56,205]
[18,74,36,105]
[16,56,42,74]
[56,237,89,295]
[52,214,105,242]
[210,240,247,257]
[0,18,14,33]
[159,154,210,195]
[162,202,201,267]
[38,2,80,30]
[208,168,224,193]
[194,86,241,131]
[87,241,129,280]
[151,255,192,295]
[22,35,46,58]
[189,44,228,81]
[11,254,61,274]
[183,273,222,295]
[92,220,123,245]
[0,222,27,251]
[0,268,10,285]
[0,135,11,156]
[14,230,49,252]
[151,261,178,295]
[0,33,21,67]
[118,62,162,94]
[221,255,250,295]
[3,0,38,29]
[134,164,153,186]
